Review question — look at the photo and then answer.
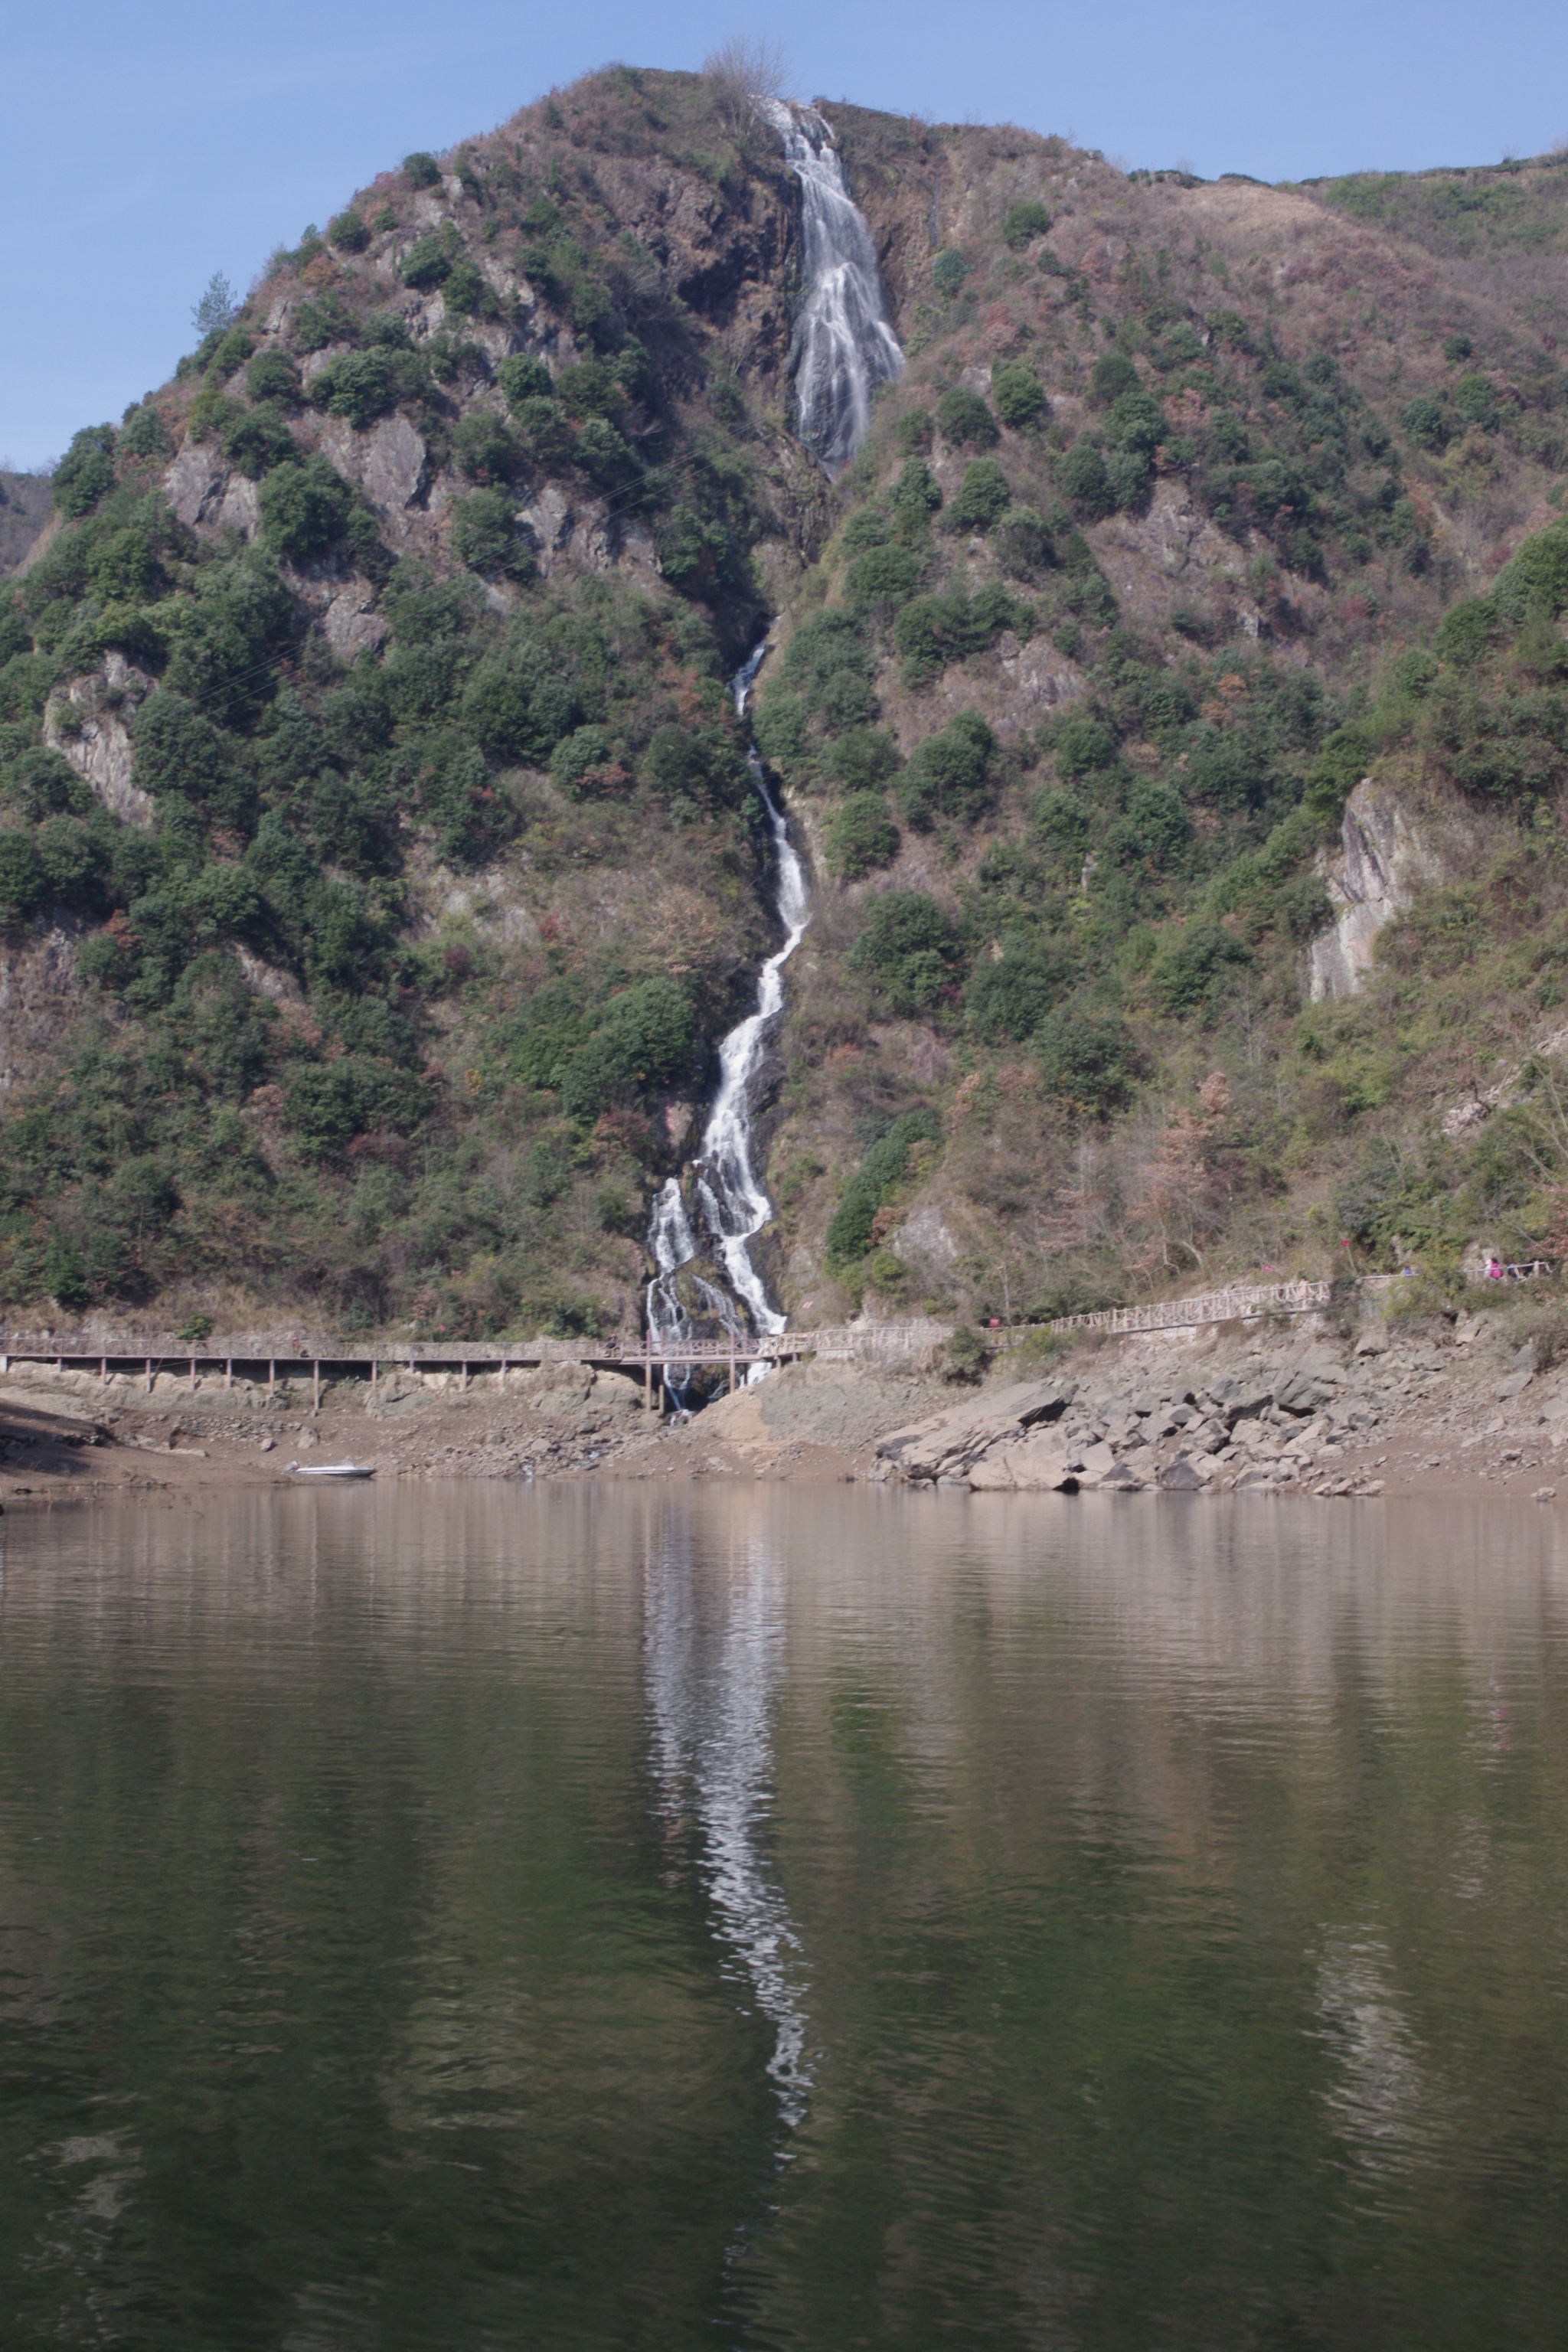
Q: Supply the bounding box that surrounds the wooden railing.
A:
[1044,1279,1331,1337]
[4,1265,1551,1393]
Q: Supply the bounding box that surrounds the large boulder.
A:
[876,1378,1077,1482]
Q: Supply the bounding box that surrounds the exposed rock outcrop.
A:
[43,655,156,827]
[1308,779,1459,1001]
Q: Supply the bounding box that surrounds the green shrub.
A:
[329,208,371,252]
[1491,520,1568,623]
[966,946,1067,1041]
[994,504,1054,580]
[1001,198,1051,250]
[642,723,748,814]
[1122,779,1191,864]
[245,348,301,407]
[824,1107,942,1269]
[1454,371,1497,429]
[1033,786,1090,861]
[88,527,158,603]
[442,256,492,318]
[1148,923,1250,1012]
[3,747,87,819]
[932,250,969,296]
[898,709,998,828]
[936,386,998,449]
[991,361,1047,429]
[286,1057,429,1162]
[1105,445,1152,511]
[401,234,453,291]
[119,406,172,460]
[1052,714,1117,779]
[53,426,116,519]
[1106,387,1167,454]
[315,350,405,430]
[573,416,639,492]
[893,410,933,455]
[452,412,518,483]
[559,979,693,1122]
[207,326,254,380]
[511,395,573,470]
[259,456,351,558]
[940,1323,991,1380]
[550,725,624,796]
[893,584,1017,685]
[845,542,922,610]
[0,831,46,920]
[1435,597,1501,665]
[133,694,256,834]
[497,353,555,410]
[404,152,442,187]
[828,727,901,792]
[1089,352,1139,407]
[219,403,296,478]
[850,890,958,1012]
[1057,439,1114,518]
[948,457,1011,534]
[1402,396,1449,448]
[823,792,899,880]
[1034,1008,1135,1112]
[891,457,942,514]
[451,487,525,577]
[1302,720,1374,826]
[1443,332,1475,363]
[291,292,354,354]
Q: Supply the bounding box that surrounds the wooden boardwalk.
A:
[0,1282,1362,1415]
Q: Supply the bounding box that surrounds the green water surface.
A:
[1,1484,1565,2347]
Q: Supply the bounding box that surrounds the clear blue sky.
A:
[5,0,1565,469]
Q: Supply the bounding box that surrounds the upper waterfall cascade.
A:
[642,108,903,1393]
[765,100,906,475]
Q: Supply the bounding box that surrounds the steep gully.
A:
[645,106,904,1399]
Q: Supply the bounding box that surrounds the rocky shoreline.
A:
[2,1305,1565,1508]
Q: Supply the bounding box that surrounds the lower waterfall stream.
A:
[645,648,808,1397]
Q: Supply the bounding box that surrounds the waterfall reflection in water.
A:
[645,1520,811,2136]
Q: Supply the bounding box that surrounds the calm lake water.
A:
[2,1485,1566,2348]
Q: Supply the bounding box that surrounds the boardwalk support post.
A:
[313,1361,320,1416]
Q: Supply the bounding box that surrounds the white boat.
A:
[286,1461,375,1479]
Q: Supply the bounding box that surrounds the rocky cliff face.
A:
[1308,781,1465,1001]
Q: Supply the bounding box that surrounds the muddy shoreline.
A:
[2,1308,1565,1511]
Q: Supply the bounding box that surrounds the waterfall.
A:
[641,113,903,1397]
[763,100,905,475]
[644,648,808,1400]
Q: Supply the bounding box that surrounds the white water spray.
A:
[764,100,904,474]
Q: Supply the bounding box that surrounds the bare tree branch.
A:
[701,34,792,137]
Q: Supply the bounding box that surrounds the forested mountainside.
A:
[4,69,1568,1341]
[0,472,54,577]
